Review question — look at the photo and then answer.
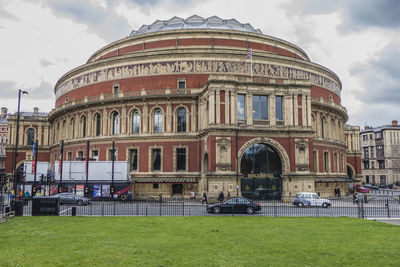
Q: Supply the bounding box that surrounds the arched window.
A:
[132,110,140,134]
[177,107,186,132]
[81,116,87,138]
[27,128,35,146]
[95,113,101,136]
[112,111,119,135]
[62,120,66,139]
[71,118,75,139]
[321,117,326,138]
[153,108,163,133]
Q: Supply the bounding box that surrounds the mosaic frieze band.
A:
[56,60,341,98]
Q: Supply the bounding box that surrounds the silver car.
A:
[293,192,331,208]
[51,193,91,206]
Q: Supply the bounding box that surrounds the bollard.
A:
[71,206,76,216]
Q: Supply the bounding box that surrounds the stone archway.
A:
[238,137,290,174]
[347,164,355,179]
[238,138,290,200]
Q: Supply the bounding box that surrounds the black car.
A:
[207,197,261,214]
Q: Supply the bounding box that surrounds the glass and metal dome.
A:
[130,15,262,36]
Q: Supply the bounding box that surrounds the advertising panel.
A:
[102,185,110,197]
[93,185,102,198]
[76,185,84,197]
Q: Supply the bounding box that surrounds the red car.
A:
[356,187,370,193]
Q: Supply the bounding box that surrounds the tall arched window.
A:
[81,116,87,138]
[153,108,163,133]
[177,107,186,132]
[71,118,75,139]
[112,111,119,135]
[321,117,326,138]
[132,110,140,134]
[62,120,66,139]
[27,128,35,146]
[95,113,101,136]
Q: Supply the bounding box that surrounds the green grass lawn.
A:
[0,217,399,266]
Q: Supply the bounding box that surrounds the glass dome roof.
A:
[129,15,262,36]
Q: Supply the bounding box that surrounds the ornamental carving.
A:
[56,60,341,98]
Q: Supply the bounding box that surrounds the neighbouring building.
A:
[6,15,361,199]
[360,120,400,185]
[0,107,8,172]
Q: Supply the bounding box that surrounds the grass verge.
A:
[1,216,399,266]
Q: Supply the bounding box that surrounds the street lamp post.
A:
[12,89,28,197]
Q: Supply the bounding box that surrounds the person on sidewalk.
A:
[218,191,224,202]
[353,192,359,204]
[202,192,208,204]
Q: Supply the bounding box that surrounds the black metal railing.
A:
[4,195,399,219]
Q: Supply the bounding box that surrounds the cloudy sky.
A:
[0,0,399,127]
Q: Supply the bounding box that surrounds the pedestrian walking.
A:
[353,191,358,204]
[23,190,30,199]
[202,192,208,204]
[227,191,231,198]
[334,188,338,197]
[337,188,341,198]
[218,191,224,202]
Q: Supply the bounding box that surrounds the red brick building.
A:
[6,15,361,199]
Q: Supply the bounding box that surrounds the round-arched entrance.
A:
[240,143,282,200]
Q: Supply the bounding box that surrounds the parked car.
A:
[364,184,379,190]
[355,187,370,193]
[50,193,91,206]
[292,192,331,208]
[207,197,261,214]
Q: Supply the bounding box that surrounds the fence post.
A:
[145,203,148,216]
[159,194,162,216]
[386,198,390,218]
[101,201,104,216]
[182,198,185,216]
[113,201,116,216]
[274,200,277,217]
[360,199,365,219]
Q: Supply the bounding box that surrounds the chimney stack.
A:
[33,107,39,113]
[1,107,7,117]
[392,120,398,126]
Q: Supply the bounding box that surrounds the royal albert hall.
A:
[36,15,360,199]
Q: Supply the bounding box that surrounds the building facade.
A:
[0,107,8,173]
[6,15,361,199]
[360,120,400,185]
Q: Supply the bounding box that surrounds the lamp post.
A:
[12,89,28,197]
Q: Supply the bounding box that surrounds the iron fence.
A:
[3,195,399,219]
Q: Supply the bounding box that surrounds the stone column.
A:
[38,125,43,145]
[246,93,253,125]
[208,91,215,125]
[191,102,196,132]
[302,94,307,127]
[270,94,276,126]
[143,103,148,133]
[284,95,292,126]
[215,89,220,124]
[293,94,298,126]
[121,105,127,134]
[102,108,107,136]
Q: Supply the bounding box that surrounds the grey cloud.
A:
[0,80,54,100]
[0,5,20,22]
[0,80,18,99]
[29,80,54,100]
[45,0,131,42]
[40,58,54,67]
[283,0,400,32]
[350,41,400,105]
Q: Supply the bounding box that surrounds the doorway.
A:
[172,184,183,195]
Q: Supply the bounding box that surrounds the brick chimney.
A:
[1,107,7,118]
[392,120,398,126]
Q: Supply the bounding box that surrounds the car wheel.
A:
[322,203,328,208]
[213,207,220,214]
[77,200,83,206]
[297,202,304,207]
[246,207,254,214]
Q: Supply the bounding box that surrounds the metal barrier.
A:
[10,196,400,219]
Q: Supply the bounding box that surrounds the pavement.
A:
[368,218,400,226]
